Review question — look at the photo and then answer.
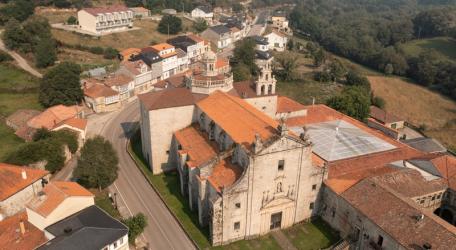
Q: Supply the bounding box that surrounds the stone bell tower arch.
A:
[255,59,276,96]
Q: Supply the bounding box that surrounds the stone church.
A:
[139,51,325,245]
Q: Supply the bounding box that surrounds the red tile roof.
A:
[0,212,47,250]
[197,91,279,148]
[150,43,174,52]
[82,5,130,16]
[370,105,403,124]
[207,158,243,192]
[84,84,119,98]
[0,163,49,201]
[104,74,133,87]
[215,58,229,69]
[276,96,306,114]
[119,48,141,61]
[55,117,87,131]
[139,88,207,111]
[175,124,218,168]
[429,154,456,190]
[27,182,93,217]
[27,105,83,130]
[6,109,41,130]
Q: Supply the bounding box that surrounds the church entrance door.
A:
[270,212,282,230]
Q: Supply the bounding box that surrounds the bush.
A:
[103,47,118,59]
[371,95,386,109]
[122,213,148,245]
[158,15,182,35]
[35,37,57,68]
[89,46,104,54]
[67,16,78,25]
[0,51,12,62]
[327,86,371,121]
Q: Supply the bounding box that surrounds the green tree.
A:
[103,47,119,59]
[232,38,258,77]
[35,37,57,68]
[345,70,370,91]
[158,15,182,35]
[193,18,208,33]
[275,54,299,81]
[39,62,83,107]
[74,136,119,190]
[33,128,52,141]
[233,63,252,82]
[328,59,346,82]
[122,213,148,244]
[0,0,35,24]
[327,86,371,121]
[67,16,78,25]
[2,18,28,50]
[312,48,326,67]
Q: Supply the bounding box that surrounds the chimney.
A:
[21,170,27,180]
[19,220,26,235]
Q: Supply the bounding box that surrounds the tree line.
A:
[290,0,456,99]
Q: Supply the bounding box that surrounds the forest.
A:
[289,0,456,100]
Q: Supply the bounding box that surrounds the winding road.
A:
[100,100,195,250]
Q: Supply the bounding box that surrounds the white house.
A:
[150,43,180,79]
[77,5,134,35]
[264,30,288,52]
[201,25,232,49]
[191,6,213,24]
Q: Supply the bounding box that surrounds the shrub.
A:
[0,51,12,62]
[89,46,104,54]
[103,47,118,59]
[67,16,78,25]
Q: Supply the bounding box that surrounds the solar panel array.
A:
[290,120,396,161]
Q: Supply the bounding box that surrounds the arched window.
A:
[199,113,206,129]
[219,131,226,151]
[209,121,215,140]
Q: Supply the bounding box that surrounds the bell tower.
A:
[203,50,217,77]
[255,60,276,96]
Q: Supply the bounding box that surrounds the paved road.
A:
[0,31,43,78]
[101,100,196,250]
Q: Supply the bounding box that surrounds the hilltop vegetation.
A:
[290,0,456,99]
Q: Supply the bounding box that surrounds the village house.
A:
[201,25,233,49]
[368,105,405,139]
[119,47,141,61]
[83,80,121,113]
[129,6,150,18]
[77,5,134,35]
[264,30,288,52]
[271,14,292,35]
[0,211,47,250]
[0,163,50,220]
[7,105,87,142]
[104,74,135,102]
[150,43,181,79]
[167,34,209,64]
[191,6,214,24]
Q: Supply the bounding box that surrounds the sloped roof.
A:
[82,5,130,16]
[84,84,118,98]
[40,206,128,250]
[210,25,231,35]
[119,48,141,61]
[0,212,47,250]
[104,74,133,87]
[403,137,447,153]
[195,5,212,14]
[197,91,279,148]
[138,88,206,111]
[150,43,174,52]
[207,158,243,192]
[6,109,41,129]
[370,105,403,124]
[277,96,306,114]
[27,182,93,217]
[54,117,87,131]
[175,124,218,168]
[0,163,49,201]
[27,105,83,130]
[342,178,456,249]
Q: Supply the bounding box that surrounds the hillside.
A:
[400,37,456,62]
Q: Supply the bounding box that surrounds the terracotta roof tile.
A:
[175,124,218,168]
[119,48,141,61]
[6,109,41,130]
[197,91,279,148]
[150,43,174,52]
[84,84,119,98]
[342,178,456,249]
[0,163,49,201]
[55,117,88,131]
[429,154,456,190]
[27,105,83,130]
[207,158,243,192]
[104,74,133,87]
[82,5,130,16]
[139,88,207,110]
[0,212,47,250]
[27,182,93,217]
[215,58,229,69]
[370,105,403,124]
[188,34,205,43]
[277,96,306,114]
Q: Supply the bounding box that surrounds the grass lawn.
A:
[400,37,456,62]
[212,235,280,250]
[369,75,456,149]
[93,189,122,220]
[0,63,39,91]
[57,48,116,71]
[277,80,343,105]
[284,219,340,250]
[52,18,192,50]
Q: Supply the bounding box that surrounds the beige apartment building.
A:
[78,5,133,35]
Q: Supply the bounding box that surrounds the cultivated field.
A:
[400,37,456,62]
[369,76,456,148]
[51,18,195,50]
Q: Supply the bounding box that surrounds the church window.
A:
[278,160,285,171]
[235,203,241,208]
[309,202,314,210]
[312,184,317,190]
[437,194,442,199]
[377,235,384,246]
[234,222,240,230]
[431,195,435,201]
[277,182,283,193]
[166,150,170,155]
[420,199,425,204]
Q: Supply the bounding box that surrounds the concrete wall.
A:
[78,10,97,33]
[0,176,49,219]
[244,95,277,118]
[367,118,400,140]
[141,105,196,174]
[27,196,94,230]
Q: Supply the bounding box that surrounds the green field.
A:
[400,37,456,62]
[277,80,343,105]
[0,63,42,161]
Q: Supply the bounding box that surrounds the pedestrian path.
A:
[271,230,298,250]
